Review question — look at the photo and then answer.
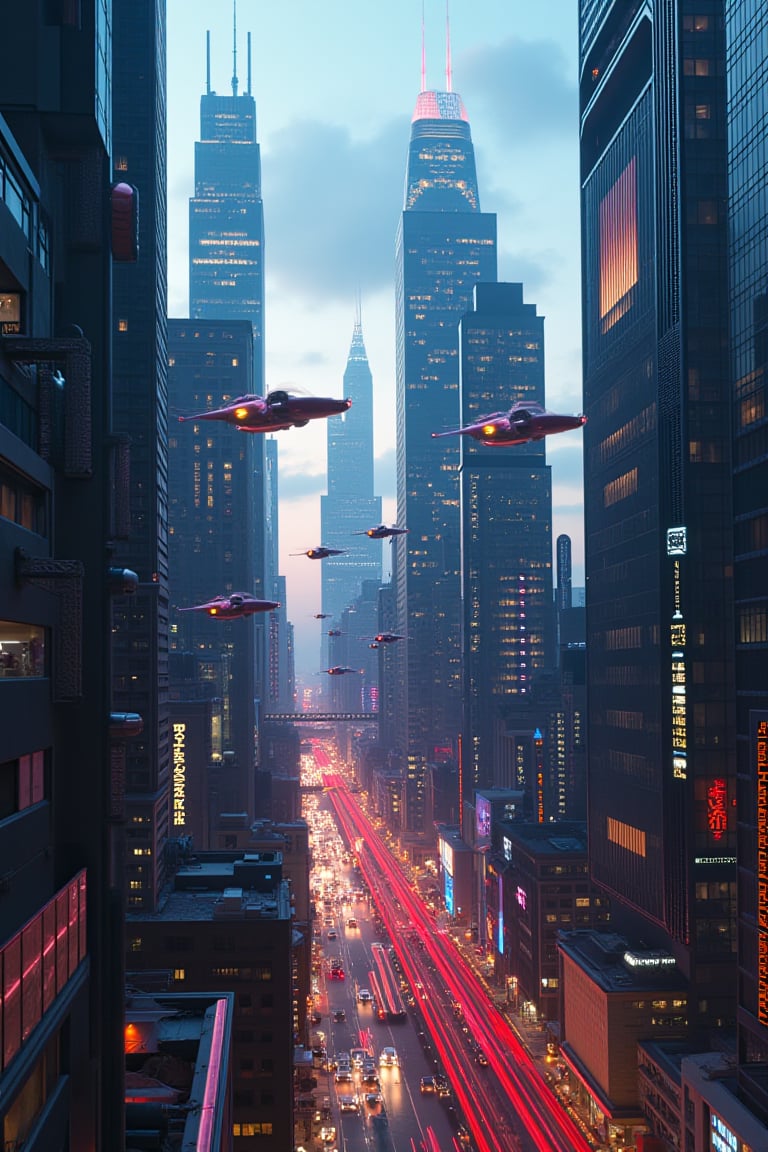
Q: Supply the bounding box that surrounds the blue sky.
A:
[166,0,584,678]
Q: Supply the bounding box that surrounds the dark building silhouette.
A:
[321,318,382,642]
[556,534,573,612]
[726,0,768,1124]
[394,84,497,839]
[0,5,131,1143]
[112,0,171,914]
[580,1,735,1033]
[459,283,555,791]
[168,320,264,820]
[190,31,265,394]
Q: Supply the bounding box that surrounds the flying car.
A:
[291,546,347,560]
[312,613,331,619]
[319,667,363,676]
[431,401,587,446]
[179,389,351,433]
[353,523,409,540]
[327,629,344,637]
[177,593,280,619]
[369,632,404,645]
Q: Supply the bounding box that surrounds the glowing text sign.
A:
[172,722,187,828]
[756,715,768,1025]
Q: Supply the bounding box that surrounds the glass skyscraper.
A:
[579,0,736,1029]
[320,319,382,629]
[459,283,554,791]
[726,0,768,1113]
[189,35,265,393]
[394,85,497,838]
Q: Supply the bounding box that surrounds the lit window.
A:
[118,319,128,332]
[115,156,128,171]
[173,968,186,981]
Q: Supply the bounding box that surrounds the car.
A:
[350,1047,370,1068]
[333,1009,346,1023]
[361,1071,380,1089]
[364,1091,383,1110]
[319,1126,337,1145]
[434,1073,451,1098]
[338,1094,359,1113]
[329,967,345,980]
[327,929,338,940]
[357,988,372,1003]
[346,917,358,928]
[420,1075,436,1094]
[379,1047,398,1067]
[475,1049,489,1067]
[335,1068,353,1084]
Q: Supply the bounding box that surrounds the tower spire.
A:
[232,0,239,97]
[247,30,252,96]
[445,0,452,93]
[420,0,426,93]
[206,30,211,95]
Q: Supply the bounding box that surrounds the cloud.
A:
[277,469,326,501]
[459,36,578,146]
[262,118,405,303]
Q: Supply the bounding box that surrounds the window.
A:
[0,622,45,677]
[118,319,128,332]
[173,968,185,981]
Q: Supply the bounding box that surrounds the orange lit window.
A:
[118,319,128,332]
[599,158,638,332]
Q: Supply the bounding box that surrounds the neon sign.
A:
[173,722,187,828]
[707,778,728,840]
[669,534,688,780]
[756,714,768,1025]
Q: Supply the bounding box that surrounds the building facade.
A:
[168,320,264,819]
[394,86,497,836]
[579,0,736,1029]
[112,0,171,913]
[459,283,555,791]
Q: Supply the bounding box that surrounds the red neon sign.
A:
[707,778,728,840]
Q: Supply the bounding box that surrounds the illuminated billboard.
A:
[476,794,492,842]
[444,871,455,917]
[440,838,454,877]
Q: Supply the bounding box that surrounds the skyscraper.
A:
[394,81,497,839]
[320,318,382,629]
[112,0,170,913]
[168,320,261,819]
[459,284,555,791]
[580,1,735,1029]
[726,0,768,1114]
[189,29,265,393]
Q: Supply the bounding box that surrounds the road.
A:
[322,772,595,1152]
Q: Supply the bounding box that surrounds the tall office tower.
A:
[459,284,555,790]
[580,3,735,1029]
[168,320,262,820]
[0,6,127,1145]
[189,29,265,393]
[112,0,170,914]
[726,0,768,1116]
[394,81,497,838]
[320,318,382,633]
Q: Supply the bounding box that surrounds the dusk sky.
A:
[166,0,583,679]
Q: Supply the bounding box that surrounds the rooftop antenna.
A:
[420,0,426,92]
[247,31,252,96]
[206,30,211,95]
[445,0,452,92]
[232,0,239,97]
[355,289,362,329]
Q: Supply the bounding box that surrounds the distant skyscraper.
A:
[112,0,170,914]
[394,82,497,837]
[265,438,294,711]
[556,535,573,612]
[459,283,554,791]
[580,2,735,1030]
[321,318,382,631]
[168,320,261,818]
[189,30,265,392]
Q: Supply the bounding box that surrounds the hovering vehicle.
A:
[176,593,280,619]
[178,388,352,433]
[319,667,363,676]
[312,613,331,619]
[431,401,587,446]
[291,546,347,560]
[353,523,409,540]
[327,629,344,637]
[369,632,404,645]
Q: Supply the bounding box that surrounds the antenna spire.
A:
[445,0,452,92]
[206,30,211,95]
[232,0,239,97]
[420,0,426,93]
[247,31,252,96]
